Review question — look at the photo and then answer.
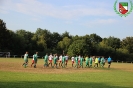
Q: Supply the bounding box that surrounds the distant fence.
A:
[0,52,10,58]
[0,55,43,59]
[0,55,133,63]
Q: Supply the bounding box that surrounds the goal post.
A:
[0,52,10,58]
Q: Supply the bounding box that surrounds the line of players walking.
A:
[22,52,112,68]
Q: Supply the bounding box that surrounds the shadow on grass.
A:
[0,81,130,88]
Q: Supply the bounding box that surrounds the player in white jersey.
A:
[31,54,35,67]
[59,54,62,67]
[71,56,75,67]
[78,55,81,67]
[22,52,28,67]
[65,54,69,67]
[48,53,53,67]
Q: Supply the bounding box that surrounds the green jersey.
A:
[62,56,65,63]
[80,57,83,64]
[101,58,104,63]
[24,54,28,61]
[75,57,78,63]
[89,58,92,64]
[44,55,48,62]
[34,54,38,61]
[86,57,89,64]
[53,56,57,64]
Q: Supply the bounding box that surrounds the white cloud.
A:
[121,12,133,25]
[0,8,8,14]
[83,19,118,27]
[0,0,116,20]
[31,18,40,21]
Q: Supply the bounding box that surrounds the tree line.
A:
[0,19,133,62]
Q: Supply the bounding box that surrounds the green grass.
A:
[0,58,133,88]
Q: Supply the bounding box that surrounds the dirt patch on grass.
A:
[0,62,109,74]
[0,59,132,74]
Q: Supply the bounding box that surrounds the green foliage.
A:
[102,36,120,51]
[1,20,133,61]
[68,39,85,56]
[121,37,133,53]
[57,37,72,54]
[0,19,11,51]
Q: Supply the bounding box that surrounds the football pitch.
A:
[0,58,133,88]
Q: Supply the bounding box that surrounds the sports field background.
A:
[0,58,133,88]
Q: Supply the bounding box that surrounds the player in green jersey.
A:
[53,54,58,68]
[100,56,105,68]
[85,56,89,68]
[80,56,84,68]
[34,52,38,68]
[89,56,93,68]
[75,55,78,68]
[44,53,48,67]
[62,55,66,68]
[22,52,28,68]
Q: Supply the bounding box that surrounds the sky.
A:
[0,0,133,40]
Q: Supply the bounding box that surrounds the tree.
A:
[89,33,102,43]
[57,37,72,54]
[32,28,47,52]
[15,29,34,54]
[36,35,47,51]
[62,31,72,39]
[0,19,11,51]
[67,40,85,56]
[68,35,93,57]
[115,48,129,61]
[35,28,53,49]
[98,43,115,57]
[121,37,133,53]
[7,30,26,55]
[51,32,62,49]
[102,36,120,51]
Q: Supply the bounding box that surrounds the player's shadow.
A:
[0,81,130,88]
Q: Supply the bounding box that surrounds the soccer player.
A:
[78,55,81,67]
[107,56,112,68]
[94,56,98,68]
[71,56,75,67]
[85,56,89,68]
[80,56,84,68]
[33,52,38,68]
[55,54,58,66]
[53,54,58,68]
[103,58,106,66]
[59,54,62,67]
[65,54,69,67]
[98,57,101,66]
[74,55,78,68]
[48,53,53,67]
[62,55,66,68]
[100,56,105,67]
[31,54,35,67]
[44,53,48,67]
[89,56,93,68]
[22,52,28,68]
